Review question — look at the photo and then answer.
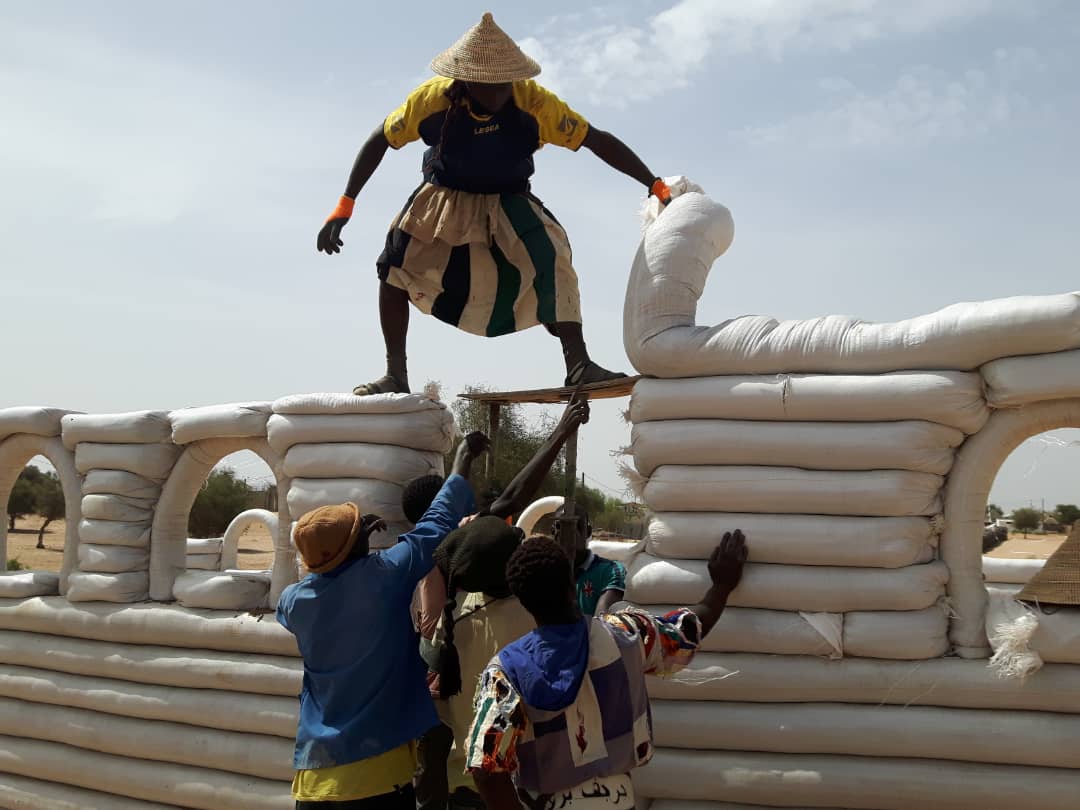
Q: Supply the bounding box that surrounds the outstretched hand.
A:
[358,513,387,542]
[707,530,748,594]
[317,218,348,255]
[557,396,590,436]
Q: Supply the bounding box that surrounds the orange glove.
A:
[317,196,354,255]
[650,178,672,205]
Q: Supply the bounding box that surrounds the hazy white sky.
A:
[4,1,1078,512]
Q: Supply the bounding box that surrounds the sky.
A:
[3,0,1078,513]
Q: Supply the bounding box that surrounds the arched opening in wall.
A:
[982,428,1080,563]
[188,450,276,572]
[5,455,66,573]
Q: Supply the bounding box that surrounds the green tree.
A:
[986,503,1004,522]
[1011,507,1041,538]
[7,466,43,530]
[1054,504,1080,529]
[34,472,66,550]
[189,468,253,538]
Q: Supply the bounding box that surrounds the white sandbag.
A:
[74,442,179,481]
[172,571,270,611]
[0,406,79,442]
[267,412,454,455]
[642,466,943,517]
[187,537,223,554]
[81,469,161,499]
[982,555,1045,584]
[642,605,841,657]
[634,749,1080,809]
[283,442,444,482]
[627,554,948,612]
[0,772,178,810]
[0,695,291,781]
[630,372,989,434]
[842,606,949,659]
[0,629,301,696]
[185,553,222,570]
[631,420,963,476]
[0,572,59,599]
[78,519,150,548]
[646,513,936,568]
[648,652,1080,713]
[77,544,149,574]
[649,701,1080,770]
[273,391,448,415]
[588,539,643,565]
[65,572,148,603]
[1031,608,1080,666]
[0,734,293,810]
[169,401,273,444]
[0,596,298,656]
[222,509,277,569]
[61,411,172,450]
[983,348,1080,407]
[0,665,296,739]
[288,478,406,523]
[621,194,1080,376]
[80,493,156,523]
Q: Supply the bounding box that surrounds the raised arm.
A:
[687,530,747,639]
[486,399,589,520]
[317,125,392,255]
[582,127,669,202]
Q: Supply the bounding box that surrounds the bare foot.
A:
[352,374,410,396]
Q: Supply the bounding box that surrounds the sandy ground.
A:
[7,516,275,572]
[8,517,1065,573]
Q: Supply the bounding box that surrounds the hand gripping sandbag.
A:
[641,466,943,517]
[267,412,455,455]
[283,442,444,482]
[621,194,1080,376]
[982,348,1080,407]
[78,544,150,574]
[65,571,149,603]
[626,553,948,613]
[629,372,990,434]
[61,411,172,450]
[82,469,161,499]
[169,401,273,444]
[631,419,963,476]
[645,513,936,568]
[0,406,80,442]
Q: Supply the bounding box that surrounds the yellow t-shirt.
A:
[291,741,417,802]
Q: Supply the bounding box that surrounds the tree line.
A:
[6,466,65,548]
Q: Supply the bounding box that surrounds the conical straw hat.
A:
[431,12,540,83]
[1018,521,1080,606]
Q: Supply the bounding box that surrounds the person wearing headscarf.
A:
[316,13,673,396]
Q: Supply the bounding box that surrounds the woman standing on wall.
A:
[316,12,672,395]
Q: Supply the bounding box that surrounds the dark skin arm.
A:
[581,126,659,190]
[472,770,523,810]
[451,431,492,482]
[486,398,590,520]
[594,587,624,616]
[317,125,391,254]
[687,530,748,640]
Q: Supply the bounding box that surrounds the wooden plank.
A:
[459,376,641,405]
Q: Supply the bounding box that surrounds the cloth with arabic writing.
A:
[464,607,700,802]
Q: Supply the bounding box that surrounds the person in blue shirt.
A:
[277,433,489,809]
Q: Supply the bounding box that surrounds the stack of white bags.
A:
[64,411,179,603]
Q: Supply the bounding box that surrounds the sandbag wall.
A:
[619,187,1080,808]
[63,411,180,603]
[269,393,453,549]
[0,595,300,810]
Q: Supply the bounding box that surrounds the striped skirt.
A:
[377,184,582,337]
